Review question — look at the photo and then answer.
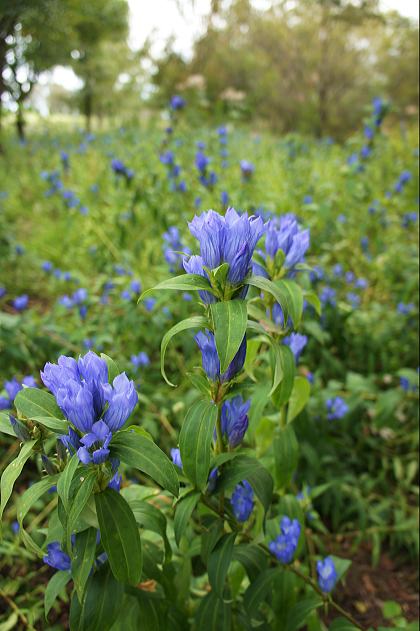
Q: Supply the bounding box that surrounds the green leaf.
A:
[329,618,360,631]
[285,594,323,631]
[72,527,98,601]
[0,412,16,437]
[244,567,282,617]
[277,279,304,327]
[186,372,212,396]
[101,353,121,383]
[287,376,311,423]
[73,564,124,631]
[95,488,142,585]
[303,291,322,317]
[111,430,179,496]
[273,425,299,489]
[160,316,209,386]
[271,345,296,408]
[14,388,64,421]
[245,275,290,325]
[218,455,273,513]
[57,453,80,513]
[140,274,216,300]
[210,300,247,373]
[174,491,201,546]
[65,470,97,551]
[17,474,60,555]
[128,499,171,559]
[232,544,268,581]
[45,570,71,619]
[179,399,218,490]
[208,532,236,597]
[195,591,232,631]
[0,440,37,522]
[30,416,68,433]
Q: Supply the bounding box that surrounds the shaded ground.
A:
[327,541,419,629]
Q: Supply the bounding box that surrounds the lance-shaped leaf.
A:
[271,345,295,408]
[0,412,20,437]
[70,564,124,631]
[95,488,142,585]
[285,594,323,631]
[111,431,179,496]
[244,567,283,617]
[14,388,64,421]
[195,590,232,631]
[45,570,72,619]
[208,532,236,597]
[179,399,218,490]
[128,499,171,559]
[287,376,311,423]
[1,440,37,523]
[174,491,201,546]
[276,279,304,327]
[232,544,268,581]
[160,316,209,386]
[65,470,97,552]
[140,274,216,300]
[17,474,60,556]
[274,425,299,489]
[210,300,247,373]
[72,527,98,601]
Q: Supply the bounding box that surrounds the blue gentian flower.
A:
[320,287,336,307]
[184,208,266,293]
[170,95,185,110]
[170,448,182,469]
[195,330,246,383]
[397,302,414,315]
[317,556,338,592]
[131,352,150,369]
[43,542,71,571]
[0,286,6,298]
[303,195,313,204]
[240,160,254,178]
[42,261,53,272]
[326,396,348,420]
[108,471,122,492]
[347,292,360,308]
[78,420,112,465]
[160,151,174,166]
[284,333,308,363]
[163,226,189,272]
[269,516,301,563]
[220,396,250,448]
[41,352,138,463]
[231,480,254,521]
[144,297,156,311]
[13,295,29,311]
[195,151,210,174]
[263,214,310,271]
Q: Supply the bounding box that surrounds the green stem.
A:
[280,405,287,428]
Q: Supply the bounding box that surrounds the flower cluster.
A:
[269,516,301,563]
[317,556,338,592]
[231,480,254,521]
[326,396,348,420]
[257,214,310,275]
[41,351,138,465]
[111,159,134,182]
[195,330,246,383]
[183,208,266,301]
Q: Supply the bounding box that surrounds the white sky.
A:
[41,0,419,92]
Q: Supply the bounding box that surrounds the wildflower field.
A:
[0,97,419,631]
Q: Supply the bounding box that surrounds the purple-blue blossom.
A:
[284,333,308,363]
[317,556,338,592]
[170,448,182,469]
[183,208,266,294]
[41,352,138,463]
[43,542,71,571]
[220,396,250,448]
[195,330,246,383]
[326,396,348,420]
[231,480,254,521]
[269,516,301,563]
